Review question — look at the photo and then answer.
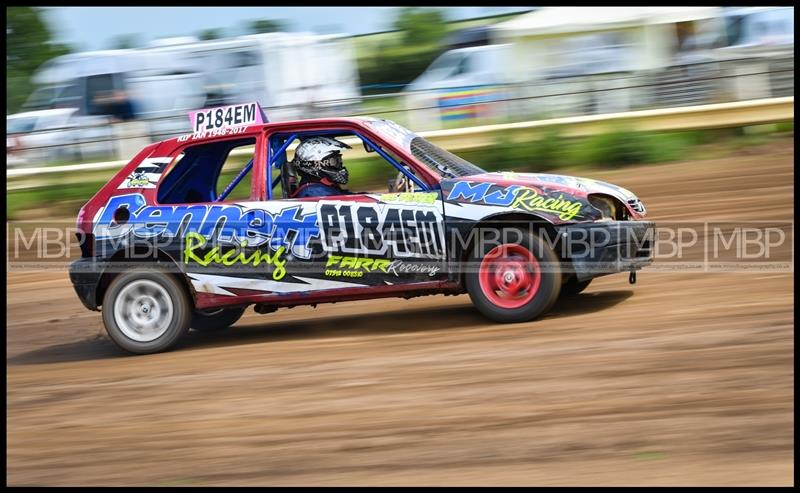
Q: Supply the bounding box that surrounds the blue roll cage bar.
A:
[218,130,431,202]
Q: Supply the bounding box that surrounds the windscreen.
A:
[409,137,485,178]
[362,118,485,179]
[7,117,38,134]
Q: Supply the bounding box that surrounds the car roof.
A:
[160,116,382,147]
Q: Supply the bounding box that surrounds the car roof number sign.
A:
[189,102,266,133]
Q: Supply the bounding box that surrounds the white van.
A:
[720,7,794,51]
[404,44,513,93]
[402,44,515,130]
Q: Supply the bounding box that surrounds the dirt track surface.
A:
[7,140,794,486]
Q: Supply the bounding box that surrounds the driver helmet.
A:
[292,137,352,185]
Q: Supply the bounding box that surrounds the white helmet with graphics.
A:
[292,136,352,185]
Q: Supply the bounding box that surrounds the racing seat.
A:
[282,155,300,198]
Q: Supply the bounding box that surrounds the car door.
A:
[262,131,449,293]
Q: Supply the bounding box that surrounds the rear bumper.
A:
[68,258,106,311]
[558,220,655,281]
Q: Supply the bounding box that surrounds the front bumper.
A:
[558,220,655,281]
[68,257,107,311]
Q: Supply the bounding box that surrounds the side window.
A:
[452,54,470,77]
[216,142,255,201]
[231,50,260,68]
[273,132,423,198]
[348,142,417,194]
[85,74,117,116]
[158,137,256,204]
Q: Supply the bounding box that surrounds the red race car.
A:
[69,102,654,354]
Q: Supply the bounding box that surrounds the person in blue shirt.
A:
[290,137,355,198]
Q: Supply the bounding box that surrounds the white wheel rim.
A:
[113,279,174,342]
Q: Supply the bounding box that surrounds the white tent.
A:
[490,6,724,80]
[492,7,721,38]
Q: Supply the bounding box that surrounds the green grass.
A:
[455,126,788,173]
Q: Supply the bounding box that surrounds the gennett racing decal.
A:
[94,194,320,260]
[183,232,287,281]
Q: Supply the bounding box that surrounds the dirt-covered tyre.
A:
[191,307,246,332]
[560,276,592,297]
[466,231,562,323]
[101,267,192,354]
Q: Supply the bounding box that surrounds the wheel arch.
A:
[95,245,196,309]
[452,211,561,287]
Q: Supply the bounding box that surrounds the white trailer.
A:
[30,32,361,123]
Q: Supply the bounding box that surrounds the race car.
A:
[69,102,654,354]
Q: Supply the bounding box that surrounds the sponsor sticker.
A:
[379,192,438,204]
[118,157,172,189]
[324,254,442,279]
[318,201,446,259]
[447,181,586,221]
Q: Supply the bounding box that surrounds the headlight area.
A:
[588,194,628,221]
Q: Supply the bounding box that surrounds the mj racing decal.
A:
[488,172,640,203]
[446,181,586,221]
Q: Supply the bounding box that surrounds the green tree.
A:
[6,7,71,113]
[393,7,448,46]
[198,28,223,41]
[248,19,287,34]
[357,8,450,92]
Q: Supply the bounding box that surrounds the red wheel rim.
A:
[478,244,541,309]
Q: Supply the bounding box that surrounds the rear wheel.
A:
[191,307,246,332]
[102,268,192,354]
[466,232,562,323]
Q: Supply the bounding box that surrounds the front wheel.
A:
[102,268,192,354]
[466,232,562,323]
[191,307,246,332]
